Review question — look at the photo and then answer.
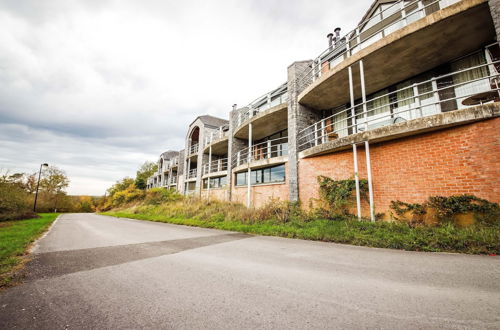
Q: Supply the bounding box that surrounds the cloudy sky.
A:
[0,0,368,195]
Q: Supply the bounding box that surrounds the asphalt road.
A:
[1,214,499,329]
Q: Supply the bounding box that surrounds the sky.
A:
[0,0,368,195]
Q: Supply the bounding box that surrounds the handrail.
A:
[233,136,289,167]
[235,86,288,128]
[203,158,229,175]
[204,127,229,146]
[187,168,197,179]
[297,61,499,151]
[189,143,199,155]
[297,0,460,92]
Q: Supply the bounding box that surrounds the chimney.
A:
[232,104,237,111]
[327,33,334,50]
[334,27,341,44]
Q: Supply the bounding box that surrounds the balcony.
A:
[169,176,177,185]
[234,84,288,139]
[187,168,197,180]
[297,60,500,155]
[233,137,288,169]
[189,143,199,156]
[298,0,494,110]
[202,158,228,176]
[203,127,229,154]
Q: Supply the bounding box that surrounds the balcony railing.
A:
[298,0,462,91]
[235,89,288,128]
[297,61,500,152]
[189,143,199,155]
[169,176,177,185]
[233,137,289,167]
[202,158,228,175]
[204,127,229,146]
[187,168,197,179]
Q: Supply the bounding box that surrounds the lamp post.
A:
[33,163,48,212]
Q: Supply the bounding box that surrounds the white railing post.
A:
[413,83,422,119]
[431,77,440,113]
[321,119,326,144]
[247,123,253,208]
[314,123,319,146]
[359,60,368,131]
[348,66,357,134]
[267,140,272,158]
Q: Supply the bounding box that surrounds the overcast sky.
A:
[0,0,368,195]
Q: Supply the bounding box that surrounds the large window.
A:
[235,164,285,186]
[203,176,227,189]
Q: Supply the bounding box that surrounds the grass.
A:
[102,206,500,255]
[0,213,59,287]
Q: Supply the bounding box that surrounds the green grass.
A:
[0,213,59,287]
[102,209,500,255]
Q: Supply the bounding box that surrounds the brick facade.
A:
[299,118,500,213]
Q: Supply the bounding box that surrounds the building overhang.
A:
[234,103,288,140]
[298,0,495,110]
[203,137,229,155]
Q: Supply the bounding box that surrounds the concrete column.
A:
[489,0,500,42]
[287,60,321,203]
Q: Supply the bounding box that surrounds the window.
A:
[235,164,285,186]
[203,176,227,189]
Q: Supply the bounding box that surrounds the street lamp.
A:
[33,163,48,212]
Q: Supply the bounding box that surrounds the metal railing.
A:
[187,168,197,179]
[169,176,177,185]
[189,143,199,155]
[233,137,289,167]
[297,0,462,92]
[235,89,288,129]
[297,61,500,151]
[202,158,228,175]
[204,127,229,146]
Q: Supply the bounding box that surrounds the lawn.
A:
[102,210,500,255]
[0,213,59,287]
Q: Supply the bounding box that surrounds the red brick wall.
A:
[298,118,500,213]
[231,163,289,208]
[202,188,229,201]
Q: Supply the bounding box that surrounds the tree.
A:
[39,166,70,212]
[107,177,135,197]
[135,161,157,190]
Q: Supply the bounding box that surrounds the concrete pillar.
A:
[489,0,500,42]
[287,60,321,203]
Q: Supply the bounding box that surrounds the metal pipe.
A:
[364,141,375,222]
[352,144,362,220]
[359,60,368,130]
[247,123,252,208]
[207,145,212,200]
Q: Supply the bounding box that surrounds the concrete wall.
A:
[489,0,500,40]
[202,187,230,201]
[298,118,500,214]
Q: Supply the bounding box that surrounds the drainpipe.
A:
[247,123,252,208]
[365,141,375,222]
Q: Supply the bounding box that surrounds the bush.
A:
[390,195,500,227]
[317,176,368,217]
[0,181,35,221]
[144,188,182,205]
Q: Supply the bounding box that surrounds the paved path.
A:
[1,214,499,329]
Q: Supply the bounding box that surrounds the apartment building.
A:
[148,0,500,218]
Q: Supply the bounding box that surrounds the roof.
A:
[190,115,228,129]
[160,150,179,159]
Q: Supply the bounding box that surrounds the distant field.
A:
[0,213,59,287]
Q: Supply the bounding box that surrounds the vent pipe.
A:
[334,27,341,45]
[232,104,237,111]
[327,33,334,50]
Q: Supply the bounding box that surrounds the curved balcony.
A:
[232,137,288,172]
[202,158,228,178]
[297,61,500,157]
[203,128,229,154]
[233,102,288,140]
[188,143,199,157]
[298,0,494,110]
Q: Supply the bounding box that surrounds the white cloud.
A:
[0,0,369,195]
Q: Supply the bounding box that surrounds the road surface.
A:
[1,213,499,329]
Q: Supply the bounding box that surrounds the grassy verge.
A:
[102,209,499,255]
[0,213,59,287]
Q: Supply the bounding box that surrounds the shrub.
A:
[144,188,182,205]
[0,181,35,221]
[317,176,368,217]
